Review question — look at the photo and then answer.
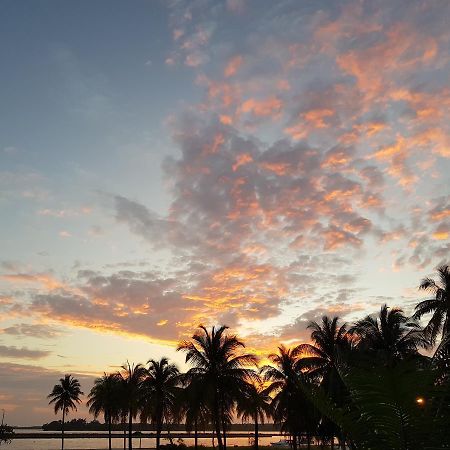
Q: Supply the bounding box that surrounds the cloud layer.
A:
[1,0,449,358]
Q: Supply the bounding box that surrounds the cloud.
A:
[239,96,283,118]
[0,362,95,425]
[0,344,50,360]
[3,0,450,363]
[1,323,64,339]
[37,207,92,218]
[1,273,66,291]
[224,55,243,77]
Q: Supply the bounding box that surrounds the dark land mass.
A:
[39,419,281,432]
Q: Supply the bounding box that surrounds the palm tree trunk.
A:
[254,414,259,450]
[108,414,112,450]
[214,414,223,450]
[128,409,133,450]
[194,417,198,450]
[222,415,227,450]
[61,408,65,450]
[292,433,297,450]
[156,416,162,450]
[123,421,126,450]
[213,396,223,450]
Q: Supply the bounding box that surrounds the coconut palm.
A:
[261,345,317,450]
[177,325,257,450]
[297,316,352,447]
[350,304,423,364]
[48,374,83,450]
[178,375,210,450]
[236,380,272,450]
[140,357,180,450]
[87,373,120,450]
[414,264,450,347]
[118,361,147,450]
[298,316,351,389]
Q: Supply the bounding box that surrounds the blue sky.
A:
[0,0,449,425]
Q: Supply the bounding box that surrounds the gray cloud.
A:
[1,323,64,340]
[0,362,95,426]
[0,344,51,360]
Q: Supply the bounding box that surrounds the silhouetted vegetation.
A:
[48,374,84,450]
[46,265,450,449]
[0,424,14,445]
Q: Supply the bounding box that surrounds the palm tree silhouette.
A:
[140,357,180,450]
[87,373,120,450]
[297,316,351,447]
[414,264,450,347]
[177,325,257,450]
[236,380,272,450]
[178,374,210,450]
[350,304,423,364]
[299,317,350,376]
[262,345,316,450]
[118,361,147,450]
[48,374,83,450]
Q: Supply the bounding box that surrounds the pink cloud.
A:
[224,55,243,78]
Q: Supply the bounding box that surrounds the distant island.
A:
[41,418,280,433]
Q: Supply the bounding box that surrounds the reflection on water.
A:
[7,430,280,450]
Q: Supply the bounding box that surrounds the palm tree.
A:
[178,375,210,450]
[299,317,351,390]
[140,357,180,450]
[177,325,257,450]
[297,316,352,448]
[414,264,450,347]
[87,373,120,450]
[300,359,449,450]
[236,380,272,450]
[350,304,423,364]
[261,345,316,450]
[118,361,147,450]
[48,374,83,450]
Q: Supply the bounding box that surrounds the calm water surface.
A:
[6,430,280,450]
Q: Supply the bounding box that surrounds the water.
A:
[5,430,280,450]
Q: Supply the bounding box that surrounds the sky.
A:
[0,0,449,426]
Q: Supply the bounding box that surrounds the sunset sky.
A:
[1,0,449,425]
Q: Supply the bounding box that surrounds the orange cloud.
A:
[1,273,65,291]
[219,114,233,125]
[433,231,449,240]
[224,55,243,77]
[372,136,406,161]
[323,227,362,250]
[202,133,225,155]
[198,75,241,108]
[332,20,441,109]
[430,209,450,221]
[322,150,352,168]
[232,153,253,171]
[259,162,292,175]
[283,123,308,141]
[354,121,387,137]
[303,108,334,128]
[240,96,282,117]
